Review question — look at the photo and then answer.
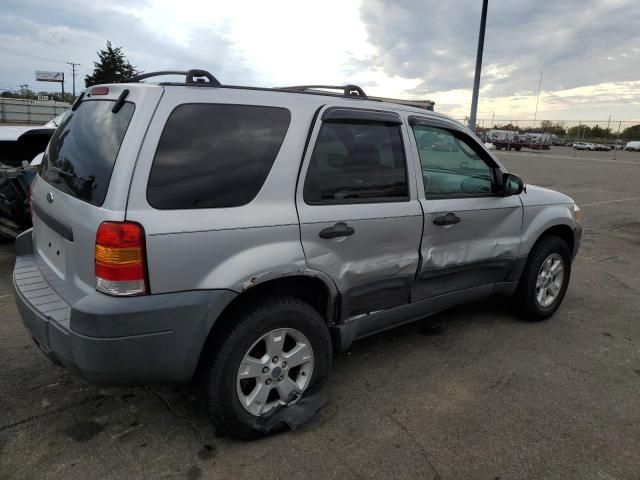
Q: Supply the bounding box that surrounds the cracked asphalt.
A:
[1,147,639,479]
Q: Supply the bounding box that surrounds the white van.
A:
[625,141,640,151]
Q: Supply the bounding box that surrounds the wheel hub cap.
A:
[535,253,565,308]
[236,328,314,416]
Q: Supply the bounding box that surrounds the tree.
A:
[539,120,566,136]
[567,125,591,139]
[590,125,613,140]
[496,123,518,131]
[85,41,138,87]
[621,124,640,140]
[540,120,553,131]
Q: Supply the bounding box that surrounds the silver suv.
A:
[13,70,581,439]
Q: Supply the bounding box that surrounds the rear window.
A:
[40,100,135,206]
[147,104,291,209]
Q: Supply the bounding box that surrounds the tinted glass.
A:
[40,100,135,206]
[304,121,408,203]
[147,104,290,209]
[412,125,494,197]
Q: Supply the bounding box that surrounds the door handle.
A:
[433,212,461,226]
[319,222,355,239]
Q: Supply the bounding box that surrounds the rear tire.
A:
[515,236,571,321]
[203,296,332,440]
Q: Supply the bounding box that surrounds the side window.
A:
[147,104,290,209]
[412,125,495,198]
[304,121,408,203]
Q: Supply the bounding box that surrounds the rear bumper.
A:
[13,229,236,385]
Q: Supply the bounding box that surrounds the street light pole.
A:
[469,0,489,132]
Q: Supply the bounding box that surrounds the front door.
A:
[296,107,423,319]
[407,118,524,300]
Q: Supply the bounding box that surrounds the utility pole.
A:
[66,62,80,98]
[469,0,489,132]
[532,72,542,130]
[19,84,29,99]
[614,120,622,160]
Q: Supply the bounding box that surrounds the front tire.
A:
[203,296,332,440]
[516,236,572,321]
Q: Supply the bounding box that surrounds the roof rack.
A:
[123,70,435,110]
[128,69,221,86]
[370,96,435,111]
[278,84,367,98]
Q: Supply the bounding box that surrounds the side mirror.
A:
[502,173,525,196]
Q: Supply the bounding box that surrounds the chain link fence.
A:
[455,118,640,150]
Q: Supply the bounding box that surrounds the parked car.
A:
[573,142,595,151]
[13,70,582,439]
[625,141,640,151]
[593,144,612,151]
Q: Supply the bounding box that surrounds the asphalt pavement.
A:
[1,147,639,479]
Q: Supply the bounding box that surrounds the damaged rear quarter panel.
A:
[146,224,310,293]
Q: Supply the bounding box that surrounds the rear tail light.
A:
[95,221,148,296]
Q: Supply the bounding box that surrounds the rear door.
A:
[407,116,523,300]
[296,106,423,320]
[31,85,162,294]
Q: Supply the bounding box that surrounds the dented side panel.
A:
[414,195,524,300]
[299,207,424,318]
[296,104,424,320]
[401,111,526,301]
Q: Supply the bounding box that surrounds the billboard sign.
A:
[35,71,64,83]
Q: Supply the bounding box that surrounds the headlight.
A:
[573,204,582,222]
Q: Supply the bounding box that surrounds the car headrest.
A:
[347,143,380,169]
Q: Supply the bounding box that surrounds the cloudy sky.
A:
[2,0,639,122]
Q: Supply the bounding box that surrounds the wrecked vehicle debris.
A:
[0,113,65,240]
